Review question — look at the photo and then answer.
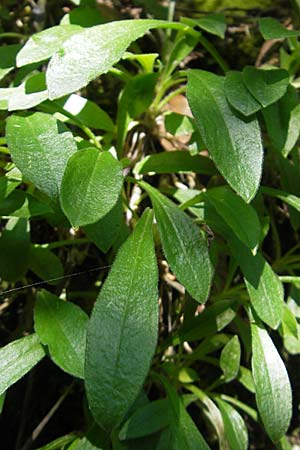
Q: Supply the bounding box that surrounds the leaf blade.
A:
[85,209,158,430]
[187,70,263,202]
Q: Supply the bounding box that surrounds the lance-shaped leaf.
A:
[134,152,216,176]
[60,148,123,227]
[259,18,300,40]
[224,70,261,117]
[215,399,248,450]
[6,112,77,201]
[229,236,283,329]
[46,20,182,99]
[206,186,261,252]
[85,209,158,430]
[119,399,170,440]
[187,70,263,202]
[16,24,83,66]
[0,334,45,395]
[34,290,88,379]
[139,181,212,303]
[161,379,210,450]
[220,335,241,382]
[251,318,292,442]
[243,67,289,108]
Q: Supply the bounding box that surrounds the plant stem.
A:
[0,32,27,39]
[279,275,300,284]
[198,35,229,74]
[36,238,90,250]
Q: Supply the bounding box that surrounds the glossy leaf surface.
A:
[34,290,88,378]
[139,181,212,303]
[60,148,123,227]
[85,209,158,430]
[0,334,45,395]
[187,70,263,202]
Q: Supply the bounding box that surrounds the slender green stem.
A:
[0,32,27,39]
[80,125,102,149]
[36,238,89,250]
[279,275,300,284]
[198,35,229,74]
[157,85,186,110]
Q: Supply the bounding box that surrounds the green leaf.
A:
[60,148,123,227]
[263,85,300,156]
[220,335,241,382]
[0,217,30,282]
[46,20,179,99]
[134,151,216,175]
[237,367,255,393]
[43,93,115,132]
[139,181,212,303]
[0,392,5,414]
[28,246,64,284]
[215,399,248,450]
[84,196,123,253]
[3,72,48,111]
[119,399,170,440]
[260,186,300,213]
[162,380,210,450]
[229,237,284,329]
[34,290,88,379]
[196,13,226,38]
[0,44,21,81]
[206,186,261,252]
[179,300,238,343]
[251,318,292,442]
[224,70,261,117]
[259,18,300,40]
[0,334,45,396]
[61,6,106,27]
[187,70,263,202]
[242,67,289,108]
[187,385,228,449]
[6,112,78,201]
[16,24,83,67]
[85,209,158,430]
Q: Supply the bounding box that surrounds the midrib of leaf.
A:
[110,212,153,394]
